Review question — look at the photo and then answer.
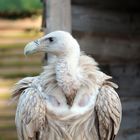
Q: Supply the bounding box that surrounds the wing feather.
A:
[12,77,36,99]
[15,86,47,140]
[95,82,122,140]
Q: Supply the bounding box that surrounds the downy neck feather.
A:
[55,53,80,105]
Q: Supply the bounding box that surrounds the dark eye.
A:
[48,37,54,42]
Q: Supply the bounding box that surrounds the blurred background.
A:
[0,0,140,140]
[0,0,43,139]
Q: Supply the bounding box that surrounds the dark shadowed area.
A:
[72,0,140,140]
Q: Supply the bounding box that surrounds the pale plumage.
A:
[13,31,122,140]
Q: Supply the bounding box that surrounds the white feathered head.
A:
[24,31,80,58]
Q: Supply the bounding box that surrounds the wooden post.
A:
[42,0,71,33]
[41,0,71,63]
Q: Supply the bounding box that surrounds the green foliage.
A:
[0,0,42,14]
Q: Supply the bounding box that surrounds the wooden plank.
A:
[117,98,140,140]
[72,0,140,12]
[45,0,71,33]
[72,0,94,5]
[72,5,140,34]
[100,64,140,97]
[120,98,140,130]
[73,31,140,63]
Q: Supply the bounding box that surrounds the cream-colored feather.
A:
[13,31,122,140]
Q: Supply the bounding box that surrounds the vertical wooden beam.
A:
[41,0,71,63]
[44,0,71,33]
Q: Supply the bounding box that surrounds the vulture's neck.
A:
[56,54,80,105]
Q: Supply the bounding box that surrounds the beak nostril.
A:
[34,40,39,45]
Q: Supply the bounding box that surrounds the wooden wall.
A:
[71,4,140,63]
[71,0,140,139]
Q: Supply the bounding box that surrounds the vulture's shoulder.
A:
[12,76,37,99]
[14,76,47,139]
[79,54,122,140]
[79,54,111,87]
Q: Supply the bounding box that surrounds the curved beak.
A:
[24,40,41,55]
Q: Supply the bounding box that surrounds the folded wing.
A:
[95,82,122,140]
[13,77,47,140]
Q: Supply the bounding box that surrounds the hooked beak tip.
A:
[24,40,40,56]
[24,50,30,56]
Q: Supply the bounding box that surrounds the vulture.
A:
[13,31,122,140]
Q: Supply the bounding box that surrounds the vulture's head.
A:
[24,31,80,58]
